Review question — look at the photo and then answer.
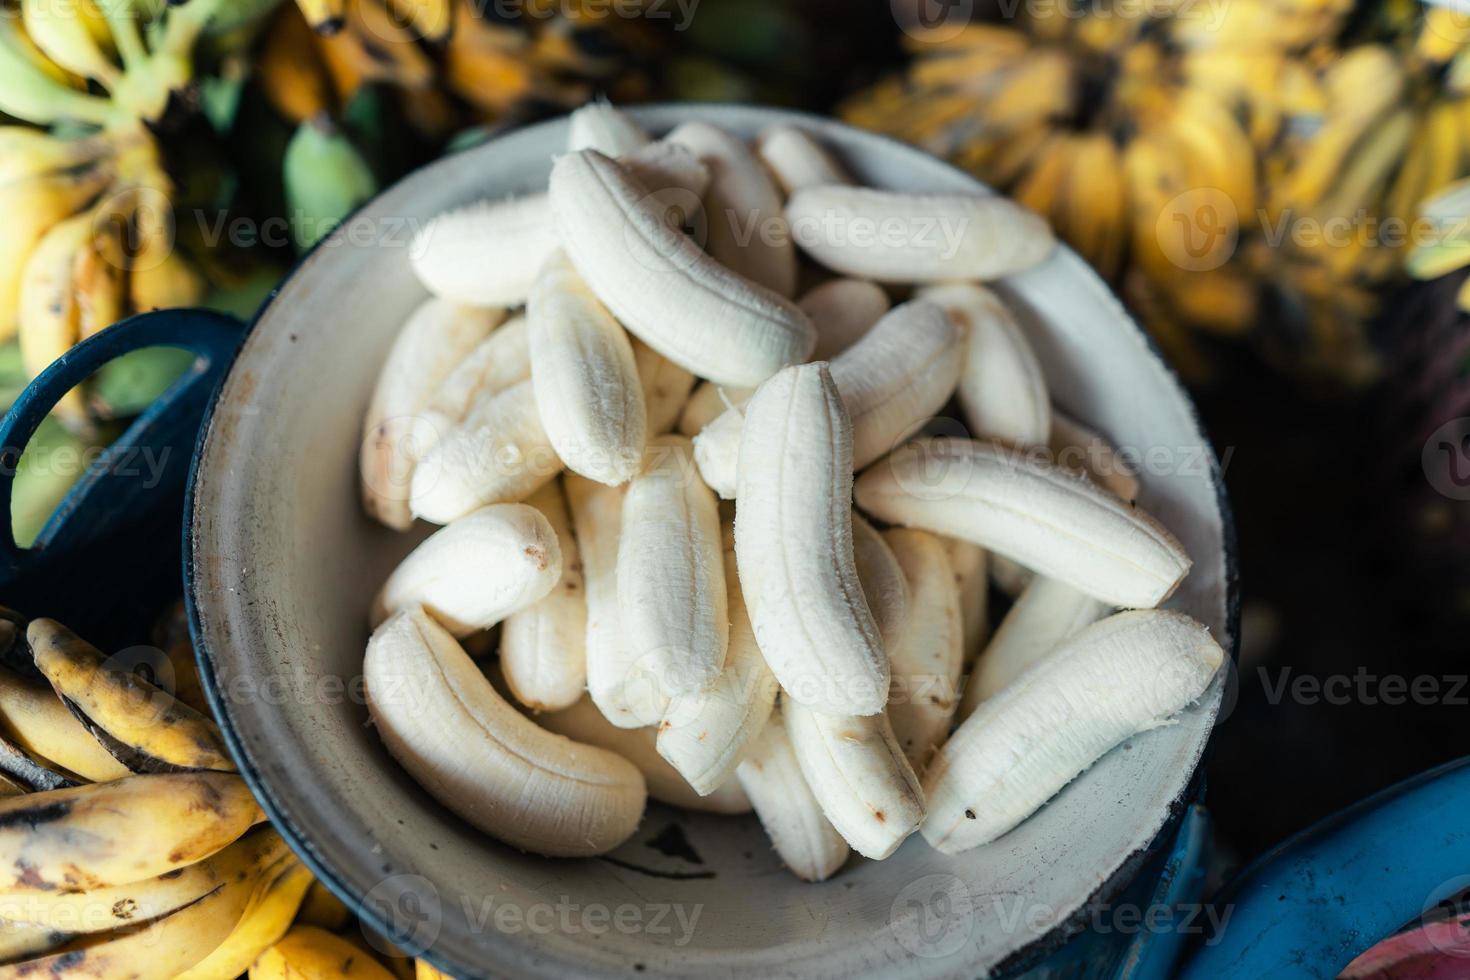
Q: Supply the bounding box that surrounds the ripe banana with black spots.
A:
[27,618,234,773]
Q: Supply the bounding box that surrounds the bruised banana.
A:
[756,125,854,195]
[365,606,646,857]
[735,363,890,716]
[566,474,667,729]
[736,710,849,882]
[924,611,1223,854]
[538,696,751,815]
[371,503,562,637]
[882,529,963,775]
[785,185,1055,283]
[960,576,1109,718]
[27,619,233,773]
[360,299,505,530]
[946,539,990,666]
[527,250,647,486]
[855,438,1191,609]
[656,524,777,796]
[617,436,727,696]
[500,480,588,713]
[0,772,263,891]
[549,150,815,387]
[667,120,798,297]
[695,299,960,497]
[918,282,1051,448]
[0,829,289,979]
[784,698,925,860]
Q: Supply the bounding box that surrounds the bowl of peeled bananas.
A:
[183,101,1236,977]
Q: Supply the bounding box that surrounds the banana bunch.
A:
[0,0,264,428]
[259,0,655,137]
[0,605,412,977]
[842,3,1470,383]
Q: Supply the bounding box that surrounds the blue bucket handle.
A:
[0,310,241,640]
[1177,755,1470,977]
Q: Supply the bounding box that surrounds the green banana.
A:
[0,17,114,126]
[89,346,196,420]
[283,117,377,251]
[27,618,234,773]
[8,415,95,548]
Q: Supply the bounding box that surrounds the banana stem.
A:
[100,1,151,76]
[157,0,226,60]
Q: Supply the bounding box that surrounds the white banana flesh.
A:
[631,338,697,436]
[736,711,849,881]
[539,697,751,814]
[361,300,505,530]
[567,101,651,156]
[854,437,1191,609]
[500,481,588,712]
[365,608,646,857]
[409,378,562,524]
[946,538,990,666]
[883,529,963,774]
[784,698,925,859]
[923,610,1224,854]
[528,251,647,486]
[410,195,558,308]
[623,141,711,202]
[918,282,1051,448]
[667,121,798,297]
[786,185,1056,283]
[960,576,1109,717]
[617,436,728,696]
[565,475,669,728]
[1050,408,1140,502]
[549,150,815,387]
[409,144,702,310]
[656,528,778,795]
[675,277,889,438]
[735,363,889,716]
[694,299,961,498]
[755,126,853,195]
[800,278,891,361]
[424,314,531,427]
[851,513,910,654]
[371,503,562,636]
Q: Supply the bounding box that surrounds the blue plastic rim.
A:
[0,309,244,651]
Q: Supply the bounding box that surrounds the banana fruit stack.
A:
[356,103,1226,883]
[0,604,440,977]
[259,0,655,136]
[843,4,1470,383]
[0,0,238,428]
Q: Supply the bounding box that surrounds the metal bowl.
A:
[187,104,1237,979]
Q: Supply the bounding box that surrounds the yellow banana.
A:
[387,0,453,42]
[296,0,348,34]
[295,880,352,931]
[0,17,113,126]
[252,926,398,980]
[1012,132,1075,218]
[28,618,235,773]
[0,830,290,979]
[1057,133,1126,281]
[0,165,111,343]
[1417,7,1470,66]
[176,858,313,980]
[21,0,121,88]
[0,772,263,891]
[0,829,290,938]
[0,668,131,782]
[0,128,111,186]
[74,220,127,340]
[18,209,94,428]
[416,962,451,980]
[127,194,206,313]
